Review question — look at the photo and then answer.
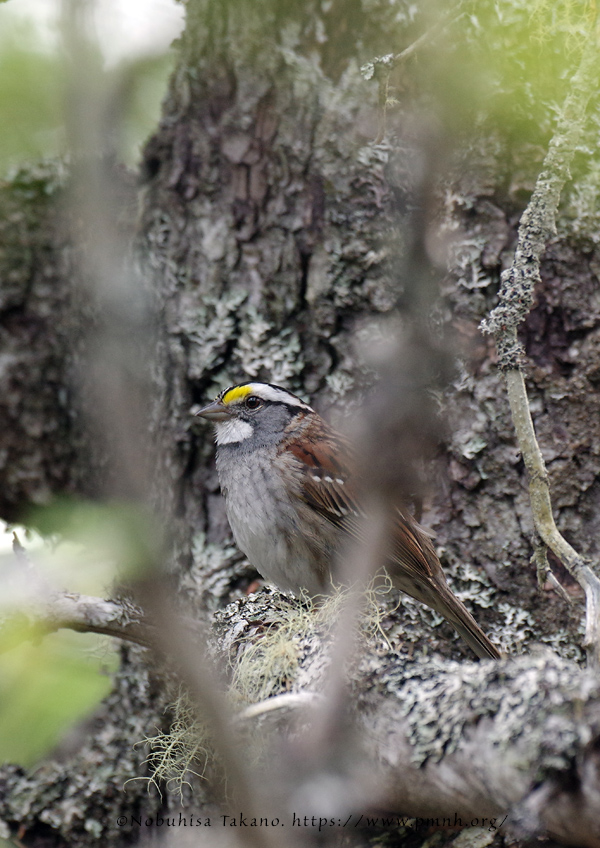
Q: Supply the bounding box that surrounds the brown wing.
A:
[283,415,500,659]
[286,420,364,535]
[388,507,443,585]
[286,417,435,576]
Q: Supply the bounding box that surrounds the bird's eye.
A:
[245,396,262,410]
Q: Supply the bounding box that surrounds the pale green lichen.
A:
[234,308,304,384]
[136,690,211,801]
[179,532,247,610]
[184,291,248,380]
[562,156,600,243]
[360,53,396,82]
[390,651,598,769]
[448,235,497,291]
[324,370,356,399]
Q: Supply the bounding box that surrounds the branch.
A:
[0,589,155,651]
[58,5,288,844]
[480,22,600,665]
[1,534,155,650]
[214,591,600,848]
[360,652,600,848]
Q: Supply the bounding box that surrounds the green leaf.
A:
[0,629,116,766]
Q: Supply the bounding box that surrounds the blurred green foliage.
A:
[0,6,175,173]
[0,496,160,767]
[376,0,597,152]
[30,497,164,581]
[0,0,594,177]
[0,629,116,766]
[464,0,595,135]
[0,16,64,168]
[119,53,176,166]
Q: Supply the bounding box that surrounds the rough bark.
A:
[0,164,82,522]
[214,592,600,848]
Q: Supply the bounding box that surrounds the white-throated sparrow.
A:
[197,381,500,660]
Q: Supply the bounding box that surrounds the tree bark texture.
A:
[1,1,600,845]
[213,592,600,848]
[0,165,83,522]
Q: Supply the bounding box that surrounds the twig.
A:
[302,501,391,763]
[360,6,466,81]
[360,7,465,142]
[0,590,155,652]
[134,579,295,848]
[531,532,572,605]
[235,692,323,722]
[481,23,600,665]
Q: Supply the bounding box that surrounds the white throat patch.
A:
[215,418,253,445]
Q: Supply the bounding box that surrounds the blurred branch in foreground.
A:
[289,101,492,816]
[59,2,293,846]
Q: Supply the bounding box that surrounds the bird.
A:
[196,381,500,660]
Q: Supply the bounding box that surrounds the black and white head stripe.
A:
[219,382,313,411]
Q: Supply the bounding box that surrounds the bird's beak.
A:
[195,400,232,422]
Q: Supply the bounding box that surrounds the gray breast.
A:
[215,443,338,596]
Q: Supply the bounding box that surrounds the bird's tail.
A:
[390,568,501,659]
[386,509,501,659]
[429,583,501,660]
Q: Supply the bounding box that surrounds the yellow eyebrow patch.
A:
[221,384,253,405]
